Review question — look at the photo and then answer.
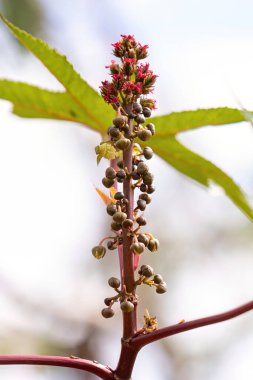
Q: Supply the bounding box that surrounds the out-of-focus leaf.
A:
[0,80,101,128]
[0,0,44,36]
[0,14,114,132]
[148,136,253,221]
[150,108,249,137]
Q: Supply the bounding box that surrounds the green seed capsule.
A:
[147,185,155,194]
[116,170,126,180]
[105,167,116,179]
[92,245,106,259]
[143,147,153,160]
[108,277,121,288]
[115,138,131,150]
[130,242,145,255]
[148,238,159,252]
[113,116,126,128]
[113,211,127,223]
[153,274,163,284]
[156,282,167,294]
[137,199,146,211]
[114,192,125,200]
[120,300,134,313]
[101,307,115,318]
[102,177,115,188]
[137,129,152,141]
[106,203,117,216]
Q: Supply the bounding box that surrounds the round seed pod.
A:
[153,274,163,284]
[142,172,154,185]
[130,242,145,255]
[102,177,115,188]
[147,185,155,194]
[101,307,115,318]
[142,107,152,118]
[114,192,125,200]
[137,233,149,246]
[113,211,127,223]
[117,159,124,169]
[108,277,121,288]
[122,219,134,229]
[135,114,146,124]
[137,199,146,211]
[143,147,153,160]
[128,111,136,119]
[147,238,159,252]
[104,298,112,306]
[133,103,142,113]
[137,129,152,141]
[139,193,152,204]
[137,162,149,175]
[140,183,148,192]
[113,116,126,128]
[156,282,167,294]
[92,245,106,259]
[121,124,130,133]
[120,300,134,313]
[131,171,141,180]
[108,126,121,139]
[106,203,117,216]
[116,170,126,180]
[146,123,155,135]
[111,222,122,231]
[136,216,147,226]
[141,265,154,277]
[107,240,116,250]
[115,138,131,151]
[105,167,116,179]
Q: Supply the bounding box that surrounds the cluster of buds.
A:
[92,35,167,318]
[101,276,137,318]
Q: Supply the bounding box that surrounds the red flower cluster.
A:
[100,35,156,109]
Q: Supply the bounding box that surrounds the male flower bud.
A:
[108,277,121,288]
[137,129,152,141]
[120,300,134,313]
[113,211,127,223]
[105,167,116,179]
[130,242,145,255]
[140,265,154,277]
[101,307,115,318]
[156,282,167,294]
[92,245,106,259]
[148,238,159,252]
[113,116,126,128]
[143,147,153,160]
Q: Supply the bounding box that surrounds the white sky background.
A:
[0,0,253,379]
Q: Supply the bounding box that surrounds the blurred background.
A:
[0,0,253,379]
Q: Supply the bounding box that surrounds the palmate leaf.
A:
[0,80,101,128]
[0,14,113,132]
[149,107,249,137]
[0,15,252,220]
[148,136,253,221]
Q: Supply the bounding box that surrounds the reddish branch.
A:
[0,355,113,379]
[132,300,253,348]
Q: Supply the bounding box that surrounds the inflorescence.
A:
[92,35,167,319]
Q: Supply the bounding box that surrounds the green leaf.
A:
[148,136,253,221]
[150,108,249,137]
[0,80,103,128]
[0,14,114,132]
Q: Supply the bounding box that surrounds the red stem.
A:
[132,300,253,348]
[121,105,137,340]
[0,355,113,379]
